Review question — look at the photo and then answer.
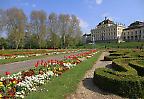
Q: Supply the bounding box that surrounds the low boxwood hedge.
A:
[93,50,144,98]
[93,68,144,98]
[104,56,121,61]
[112,58,138,75]
[129,60,144,76]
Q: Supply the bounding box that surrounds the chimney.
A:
[105,17,107,20]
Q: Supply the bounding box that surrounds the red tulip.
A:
[44,62,47,67]
[35,63,39,68]
[41,60,44,65]
[5,71,11,75]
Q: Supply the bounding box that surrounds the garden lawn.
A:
[80,42,144,49]
[25,51,101,99]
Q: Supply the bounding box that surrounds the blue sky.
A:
[0,0,144,33]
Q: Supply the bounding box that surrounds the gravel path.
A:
[0,53,76,75]
[66,52,124,99]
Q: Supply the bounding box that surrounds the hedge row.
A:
[93,68,144,98]
[93,50,144,98]
[129,60,144,76]
[104,50,144,61]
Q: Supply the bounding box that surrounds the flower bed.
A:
[0,49,97,98]
[0,49,82,60]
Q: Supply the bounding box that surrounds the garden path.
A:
[0,53,76,75]
[66,52,124,99]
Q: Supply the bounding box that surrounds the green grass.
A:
[25,51,101,99]
[80,42,144,49]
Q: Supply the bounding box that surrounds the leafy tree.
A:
[0,37,8,49]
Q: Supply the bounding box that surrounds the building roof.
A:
[97,18,115,26]
[124,21,144,30]
[83,33,91,36]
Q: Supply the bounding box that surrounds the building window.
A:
[128,36,130,40]
[135,31,137,35]
[131,36,133,40]
[135,36,138,40]
[139,30,141,35]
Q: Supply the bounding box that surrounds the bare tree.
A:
[30,10,47,48]
[0,9,7,35]
[58,14,70,48]
[47,13,60,48]
[6,8,27,49]
[70,15,82,46]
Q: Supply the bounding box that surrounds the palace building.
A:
[91,18,125,42]
[82,33,92,44]
[121,21,144,41]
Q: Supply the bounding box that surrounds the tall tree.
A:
[0,9,7,36]
[58,14,70,48]
[70,15,82,46]
[47,13,60,48]
[6,8,27,49]
[30,10,47,48]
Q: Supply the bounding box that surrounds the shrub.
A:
[93,50,144,98]
[129,60,144,76]
[93,68,144,98]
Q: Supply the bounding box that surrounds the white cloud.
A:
[84,0,95,9]
[78,17,90,33]
[96,0,103,5]
[84,0,103,9]
[32,4,37,8]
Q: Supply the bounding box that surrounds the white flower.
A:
[20,95,24,98]
[46,71,54,76]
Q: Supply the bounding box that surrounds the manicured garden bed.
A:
[0,49,83,64]
[26,51,101,99]
[0,49,100,98]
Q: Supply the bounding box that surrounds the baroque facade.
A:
[91,18,125,42]
[82,33,92,44]
[121,21,144,41]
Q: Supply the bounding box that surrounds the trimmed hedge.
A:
[129,60,144,76]
[93,50,144,98]
[104,56,121,61]
[104,50,144,61]
[93,68,144,98]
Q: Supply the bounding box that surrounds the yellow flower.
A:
[0,82,3,87]
[0,94,2,98]
[13,81,17,84]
